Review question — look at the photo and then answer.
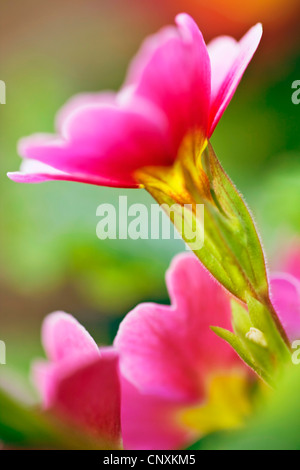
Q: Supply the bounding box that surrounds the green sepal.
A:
[139,141,270,304]
[211,326,273,385]
[246,294,291,364]
[138,140,290,376]
[231,300,252,337]
[201,142,269,302]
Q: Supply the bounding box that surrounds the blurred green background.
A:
[0,0,300,383]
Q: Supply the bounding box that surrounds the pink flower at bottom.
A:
[270,245,300,342]
[32,251,300,450]
[271,273,300,342]
[33,254,252,450]
[268,241,300,342]
[32,312,121,446]
[116,251,300,449]
[114,254,251,450]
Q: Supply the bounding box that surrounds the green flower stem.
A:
[139,140,291,378]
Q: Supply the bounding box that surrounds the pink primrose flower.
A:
[270,243,300,342]
[34,254,251,450]
[32,312,121,446]
[34,252,300,450]
[8,14,262,188]
[114,254,251,449]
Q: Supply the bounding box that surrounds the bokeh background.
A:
[1,0,300,390]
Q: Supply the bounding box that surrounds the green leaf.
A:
[246,294,290,364]
[231,300,252,337]
[242,335,274,379]
[211,327,273,386]
[231,299,275,379]
[0,387,119,449]
[188,365,300,450]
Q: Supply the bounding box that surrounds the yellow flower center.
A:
[178,372,252,437]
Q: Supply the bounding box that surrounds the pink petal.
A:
[12,96,171,188]
[208,23,262,136]
[125,13,211,151]
[33,313,122,443]
[114,253,239,403]
[121,378,191,450]
[41,312,99,363]
[52,349,121,443]
[32,354,110,409]
[271,273,300,341]
[7,158,135,187]
[35,349,121,443]
[32,360,58,408]
[280,243,300,281]
[55,92,116,133]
